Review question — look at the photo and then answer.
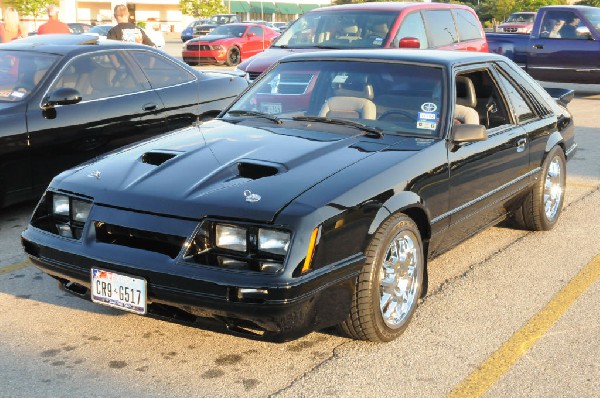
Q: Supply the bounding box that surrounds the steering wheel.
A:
[378,109,416,122]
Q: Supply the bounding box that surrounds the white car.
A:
[87,24,165,49]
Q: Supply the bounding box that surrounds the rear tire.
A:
[339,213,424,342]
[513,146,566,231]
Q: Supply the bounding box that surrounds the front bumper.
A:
[182,50,225,65]
[22,224,363,342]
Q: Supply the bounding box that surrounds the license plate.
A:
[91,268,147,314]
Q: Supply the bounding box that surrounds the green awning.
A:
[249,2,278,14]
[299,4,320,12]
[229,1,251,13]
[277,3,302,14]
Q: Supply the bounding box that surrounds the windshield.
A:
[582,8,600,34]
[273,10,400,49]
[224,59,445,137]
[211,25,247,37]
[0,51,59,102]
[210,15,236,24]
[506,13,535,23]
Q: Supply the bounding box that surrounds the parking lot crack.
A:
[268,340,353,397]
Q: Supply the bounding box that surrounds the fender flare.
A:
[545,130,565,155]
[368,191,431,241]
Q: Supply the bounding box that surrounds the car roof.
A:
[0,34,155,55]
[278,49,506,68]
[312,1,473,12]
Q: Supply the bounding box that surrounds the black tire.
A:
[513,146,566,231]
[339,213,424,342]
[225,47,241,66]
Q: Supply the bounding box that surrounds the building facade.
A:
[0,0,330,33]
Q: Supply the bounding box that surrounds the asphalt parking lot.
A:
[0,37,598,397]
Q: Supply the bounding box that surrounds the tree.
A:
[6,0,56,26]
[576,0,600,6]
[179,0,227,18]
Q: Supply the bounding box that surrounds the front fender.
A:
[368,191,431,239]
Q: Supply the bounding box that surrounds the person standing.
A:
[37,4,71,34]
[0,7,25,43]
[106,4,154,46]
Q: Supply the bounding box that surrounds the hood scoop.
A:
[237,160,283,180]
[141,150,181,166]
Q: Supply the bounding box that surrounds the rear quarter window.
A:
[453,9,483,41]
[422,10,458,47]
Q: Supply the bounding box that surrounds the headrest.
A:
[343,25,358,34]
[372,23,388,36]
[332,74,374,100]
[456,76,477,108]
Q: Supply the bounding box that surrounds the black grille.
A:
[95,222,186,259]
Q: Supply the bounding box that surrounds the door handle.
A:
[143,103,157,111]
[516,138,527,153]
[533,44,544,49]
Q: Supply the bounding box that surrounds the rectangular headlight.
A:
[258,228,290,256]
[52,194,70,217]
[215,224,247,252]
[71,199,92,223]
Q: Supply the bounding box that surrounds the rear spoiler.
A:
[545,87,575,107]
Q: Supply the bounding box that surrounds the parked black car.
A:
[22,50,576,342]
[0,34,248,208]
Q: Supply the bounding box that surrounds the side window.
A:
[453,9,483,41]
[422,10,458,47]
[249,26,263,37]
[130,51,195,89]
[394,12,428,49]
[455,69,511,130]
[52,52,149,101]
[540,11,583,39]
[494,72,537,123]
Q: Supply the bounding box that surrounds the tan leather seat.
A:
[455,76,480,124]
[319,78,376,120]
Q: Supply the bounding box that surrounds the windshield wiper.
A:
[292,116,383,138]
[226,110,282,124]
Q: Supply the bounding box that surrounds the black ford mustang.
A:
[22,50,576,342]
[0,34,248,208]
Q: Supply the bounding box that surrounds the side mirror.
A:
[450,124,487,151]
[398,37,420,49]
[42,87,82,109]
[247,32,256,38]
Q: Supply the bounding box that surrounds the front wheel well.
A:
[401,206,431,244]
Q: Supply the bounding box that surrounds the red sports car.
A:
[182,23,279,66]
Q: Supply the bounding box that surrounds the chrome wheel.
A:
[379,230,420,328]
[544,156,563,221]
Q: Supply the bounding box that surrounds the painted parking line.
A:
[567,182,599,189]
[0,261,31,276]
[447,253,600,398]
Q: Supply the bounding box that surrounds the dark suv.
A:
[194,14,241,37]
[237,2,488,80]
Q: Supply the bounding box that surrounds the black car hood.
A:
[53,120,416,222]
[200,35,232,42]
